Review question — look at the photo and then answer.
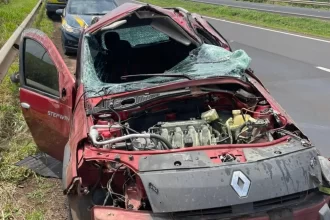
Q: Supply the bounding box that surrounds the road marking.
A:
[203,16,330,44]
[316,66,330,73]
[190,0,330,21]
[132,0,330,43]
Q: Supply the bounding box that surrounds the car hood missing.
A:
[83,44,251,97]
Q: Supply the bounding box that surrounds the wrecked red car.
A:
[14,2,330,220]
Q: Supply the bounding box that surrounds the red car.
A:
[13,2,330,220]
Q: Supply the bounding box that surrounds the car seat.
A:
[106,39,132,83]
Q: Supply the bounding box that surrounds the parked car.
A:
[46,0,67,18]
[12,2,330,220]
[56,0,118,55]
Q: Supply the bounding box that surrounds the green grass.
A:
[237,0,330,10]
[0,1,54,218]
[141,0,330,39]
[32,1,54,36]
[25,211,45,220]
[0,0,39,48]
[0,0,54,184]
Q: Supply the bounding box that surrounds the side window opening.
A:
[93,27,195,83]
[24,39,59,97]
[87,18,197,84]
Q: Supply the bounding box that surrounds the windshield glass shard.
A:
[82,34,251,97]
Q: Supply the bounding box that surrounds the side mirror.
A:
[56,9,63,15]
[10,72,19,84]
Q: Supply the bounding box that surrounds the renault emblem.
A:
[231,171,251,197]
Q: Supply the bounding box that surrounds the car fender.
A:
[62,142,71,190]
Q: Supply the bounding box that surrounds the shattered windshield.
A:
[82,34,251,97]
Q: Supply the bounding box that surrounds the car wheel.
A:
[67,195,91,220]
[46,11,54,19]
[63,46,70,56]
[61,35,71,56]
[65,197,74,220]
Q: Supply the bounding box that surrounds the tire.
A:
[65,197,74,220]
[66,195,91,220]
[63,46,70,56]
[46,11,54,19]
[63,46,77,56]
[61,35,70,56]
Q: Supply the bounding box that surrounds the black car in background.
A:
[56,0,118,55]
[46,0,67,18]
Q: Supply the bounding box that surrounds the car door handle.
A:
[21,102,30,109]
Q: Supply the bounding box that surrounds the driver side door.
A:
[19,28,75,161]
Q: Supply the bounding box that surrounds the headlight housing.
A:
[62,20,81,34]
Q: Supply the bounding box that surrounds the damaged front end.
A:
[65,3,330,220]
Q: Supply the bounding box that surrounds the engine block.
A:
[149,120,214,148]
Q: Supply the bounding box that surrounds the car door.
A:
[19,28,75,161]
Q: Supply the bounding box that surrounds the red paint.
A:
[19,3,319,217]
[88,77,254,108]
[19,30,75,161]
[125,181,143,210]
[91,196,330,220]
[82,136,288,172]
[165,113,176,121]
[20,89,71,160]
[253,104,274,129]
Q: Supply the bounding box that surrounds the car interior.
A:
[86,11,199,83]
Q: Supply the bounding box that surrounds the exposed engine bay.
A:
[78,85,312,214]
[88,86,283,151]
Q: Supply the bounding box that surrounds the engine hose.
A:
[150,134,173,150]
[225,120,233,144]
[89,128,173,150]
[212,128,221,138]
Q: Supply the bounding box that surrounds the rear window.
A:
[68,0,117,15]
[109,25,169,47]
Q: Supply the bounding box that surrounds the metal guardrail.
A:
[0,0,42,82]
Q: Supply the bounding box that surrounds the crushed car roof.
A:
[86,3,197,40]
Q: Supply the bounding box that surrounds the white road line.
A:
[203,16,330,44]
[190,0,330,20]
[316,66,330,73]
[132,0,330,43]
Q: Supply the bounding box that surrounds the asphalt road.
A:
[122,0,330,155]
[188,0,330,20]
[206,18,330,155]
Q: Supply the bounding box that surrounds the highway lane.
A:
[121,0,330,155]
[231,41,330,155]
[188,0,330,20]
[207,18,330,69]
[205,18,330,155]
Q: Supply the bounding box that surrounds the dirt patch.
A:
[13,178,69,220]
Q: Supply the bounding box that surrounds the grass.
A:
[237,0,330,10]
[141,0,330,39]
[0,0,38,48]
[0,1,55,219]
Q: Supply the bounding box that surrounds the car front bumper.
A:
[91,194,330,220]
[61,29,80,53]
[46,3,66,12]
